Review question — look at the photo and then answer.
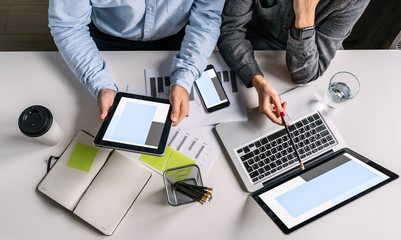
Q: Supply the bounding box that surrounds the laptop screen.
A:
[256,151,395,232]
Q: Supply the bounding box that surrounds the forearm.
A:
[52,27,117,98]
[49,0,117,99]
[293,0,319,29]
[170,0,225,94]
[218,0,262,88]
[285,33,321,84]
[218,29,263,87]
[251,75,267,91]
[286,0,370,83]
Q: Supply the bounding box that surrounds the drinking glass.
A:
[324,71,360,108]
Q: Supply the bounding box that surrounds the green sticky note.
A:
[162,151,196,173]
[139,146,174,171]
[66,143,99,172]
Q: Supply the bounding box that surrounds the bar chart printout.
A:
[146,66,240,100]
[167,127,214,175]
[144,63,247,127]
[127,126,218,176]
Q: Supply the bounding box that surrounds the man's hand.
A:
[293,0,319,29]
[169,85,189,126]
[98,88,117,120]
[252,75,287,125]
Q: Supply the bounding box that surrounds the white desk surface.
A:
[1,50,400,240]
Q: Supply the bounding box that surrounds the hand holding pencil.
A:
[251,75,288,125]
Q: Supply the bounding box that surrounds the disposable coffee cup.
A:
[18,105,64,145]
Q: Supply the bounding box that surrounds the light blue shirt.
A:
[48,0,225,98]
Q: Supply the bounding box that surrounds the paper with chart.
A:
[126,85,222,177]
[143,62,248,128]
[126,125,220,177]
[165,126,219,175]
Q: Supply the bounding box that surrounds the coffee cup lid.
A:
[18,105,53,137]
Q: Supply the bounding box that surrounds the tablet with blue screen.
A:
[94,92,172,156]
[252,148,398,234]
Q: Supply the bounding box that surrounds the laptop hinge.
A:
[257,149,336,193]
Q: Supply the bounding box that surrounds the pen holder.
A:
[163,164,203,206]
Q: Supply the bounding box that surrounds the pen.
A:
[280,112,305,170]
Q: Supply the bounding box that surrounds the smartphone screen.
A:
[195,65,230,112]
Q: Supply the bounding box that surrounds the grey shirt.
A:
[217,0,370,87]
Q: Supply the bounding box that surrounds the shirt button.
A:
[148,7,152,11]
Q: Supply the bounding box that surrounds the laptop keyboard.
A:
[235,112,337,183]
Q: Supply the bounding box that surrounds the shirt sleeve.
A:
[217,0,263,88]
[285,0,370,84]
[48,0,118,99]
[170,0,225,94]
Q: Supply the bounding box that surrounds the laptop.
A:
[215,85,398,233]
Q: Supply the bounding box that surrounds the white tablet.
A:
[94,92,172,156]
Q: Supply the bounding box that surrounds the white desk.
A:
[1,50,400,240]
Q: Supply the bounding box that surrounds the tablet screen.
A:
[94,93,172,155]
[255,151,396,232]
[103,97,170,148]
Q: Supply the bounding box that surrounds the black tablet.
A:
[252,148,398,234]
[94,92,172,156]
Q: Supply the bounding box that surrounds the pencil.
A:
[280,112,305,170]
[175,188,204,204]
[173,181,213,204]
[175,180,213,191]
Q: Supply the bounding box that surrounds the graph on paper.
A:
[144,62,247,128]
[126,125,220,177]
[167,127,215,175]
[146,67,240,100]
[147,74,196,101]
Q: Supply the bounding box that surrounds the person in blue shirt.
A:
[48,1,225,126]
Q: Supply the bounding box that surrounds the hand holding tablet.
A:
[94,92,172,156]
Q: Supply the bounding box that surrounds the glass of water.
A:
[324,71,360,108]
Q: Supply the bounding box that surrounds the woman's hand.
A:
[252,75,287,125]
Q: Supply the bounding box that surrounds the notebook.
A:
[37,130,152,235]
[216,85,398,233]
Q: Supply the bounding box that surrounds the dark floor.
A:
[0,0,399,51]
[0,0,57,51]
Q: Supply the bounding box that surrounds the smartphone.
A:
[194,64,230,113]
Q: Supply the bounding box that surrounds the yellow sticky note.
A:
[66,143,99,172]
[162,151,196,172]
[139,146,174,171]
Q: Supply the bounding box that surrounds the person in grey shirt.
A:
[218,0,370,125]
